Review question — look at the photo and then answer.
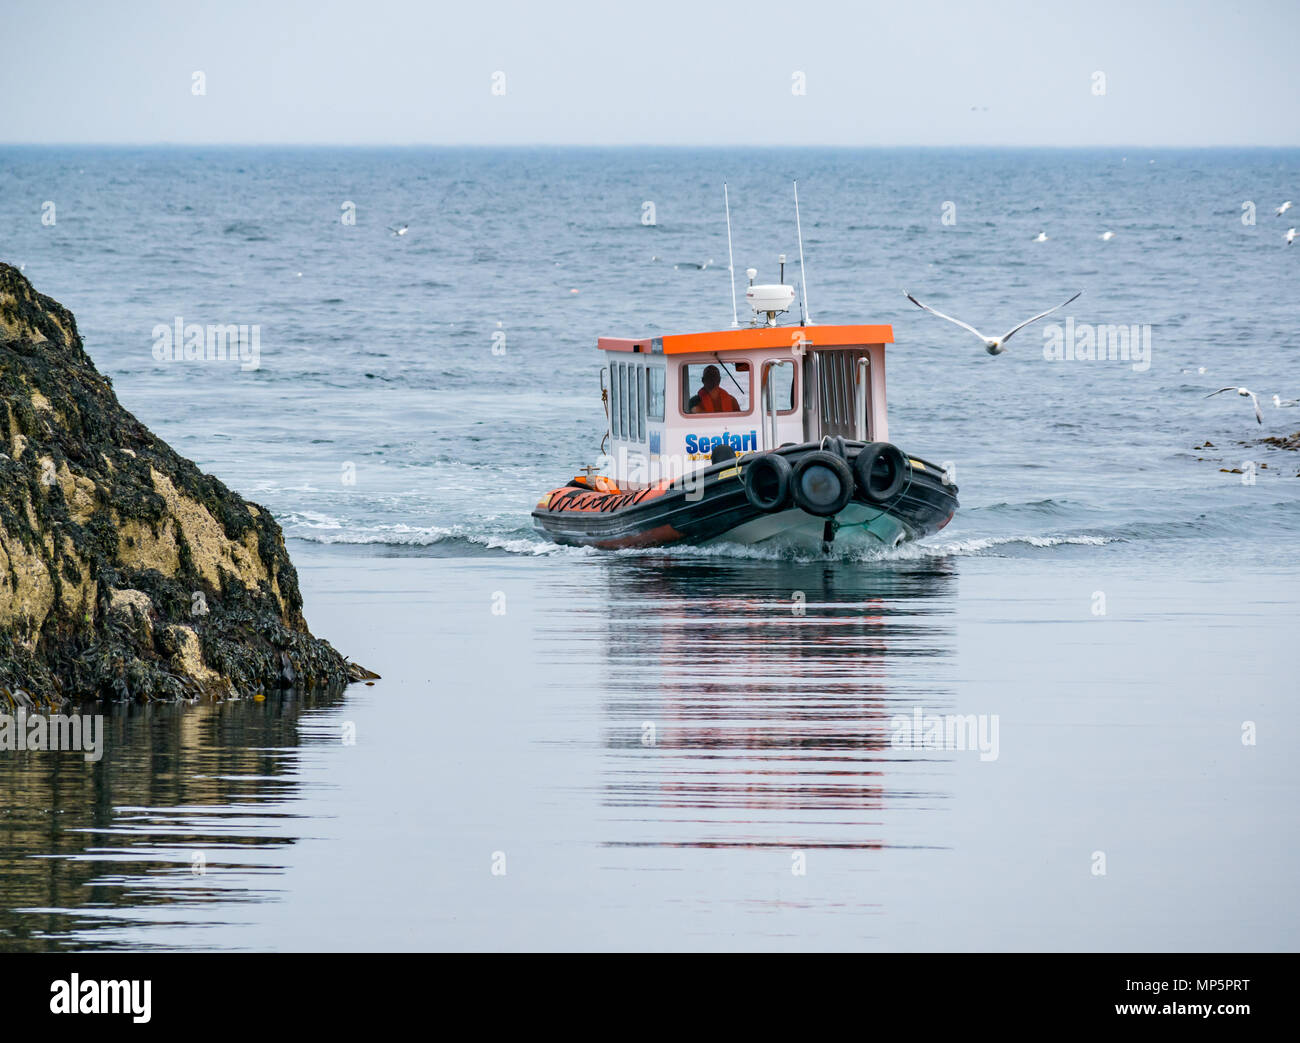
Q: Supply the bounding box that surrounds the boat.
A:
[532,189,959,554]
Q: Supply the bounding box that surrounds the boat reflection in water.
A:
[0,689,346,951]
[546,554,960,854]
[2,555,962,950]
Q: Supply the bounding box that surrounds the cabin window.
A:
[760,360,798,414]
[608,364,620,439]
[647,366,665,421]
[618,363,629,438]
[681,361,750,415]
[635,366,646,440]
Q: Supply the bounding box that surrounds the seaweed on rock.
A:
[0,262,372,706]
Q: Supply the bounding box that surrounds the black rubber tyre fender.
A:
[853,442,909,503]
[742,453,792,512]
[790,451,855,517]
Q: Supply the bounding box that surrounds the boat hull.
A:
[532,441,958,552]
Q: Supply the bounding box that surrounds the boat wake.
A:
[285,513,1122,562]
[283,495,1299,562]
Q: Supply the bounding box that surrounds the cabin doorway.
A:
[806,349,871,442]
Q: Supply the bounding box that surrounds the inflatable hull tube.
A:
[531,440,957,550]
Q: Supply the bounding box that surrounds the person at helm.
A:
[689,364,739,413]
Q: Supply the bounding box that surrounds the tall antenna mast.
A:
[794,180,812,325]
[724,182,739,328]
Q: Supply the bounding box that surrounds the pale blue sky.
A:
[2,0,1296,145]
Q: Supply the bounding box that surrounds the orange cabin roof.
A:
[597,324,894,355]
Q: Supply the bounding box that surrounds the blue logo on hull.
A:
[684,431,758,454]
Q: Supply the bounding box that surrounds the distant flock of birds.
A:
[1031,200,1296,245]
[1032,230,1115,242]
[381,196,1295,429]
[1277,200,1298,245]
[903,280,1295,429]
[385,203,1295,252]
[901,197,1297,431]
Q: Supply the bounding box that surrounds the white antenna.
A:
[724,182,739,328]
[794,180,812,325]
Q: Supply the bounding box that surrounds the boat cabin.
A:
[597,324,893,488]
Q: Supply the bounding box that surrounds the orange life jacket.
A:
[697,386,739,413]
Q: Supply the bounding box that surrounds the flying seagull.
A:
[1277,201,1293,216]
[388,223,409,237]
[1287,228,1297,245]
[1100,230,1115,241]
[1206,386,1262,425]
[1033,231,1049,242]
[904,290,1082,355]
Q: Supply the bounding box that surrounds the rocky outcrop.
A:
[0,263,370,706]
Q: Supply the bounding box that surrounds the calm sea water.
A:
[1,147,1297,950]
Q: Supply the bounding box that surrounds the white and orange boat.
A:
[532,189,959,553]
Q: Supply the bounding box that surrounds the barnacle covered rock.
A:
[0,263,369,703]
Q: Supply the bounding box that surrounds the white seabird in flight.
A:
[904,290,1083,355]
[388,223,409,237]
[1277,201,1293,216]
[1286,228,1297,245]
[1206,386,1263,425]
[1033,231,1049,242]
[1100,231,1115,241]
